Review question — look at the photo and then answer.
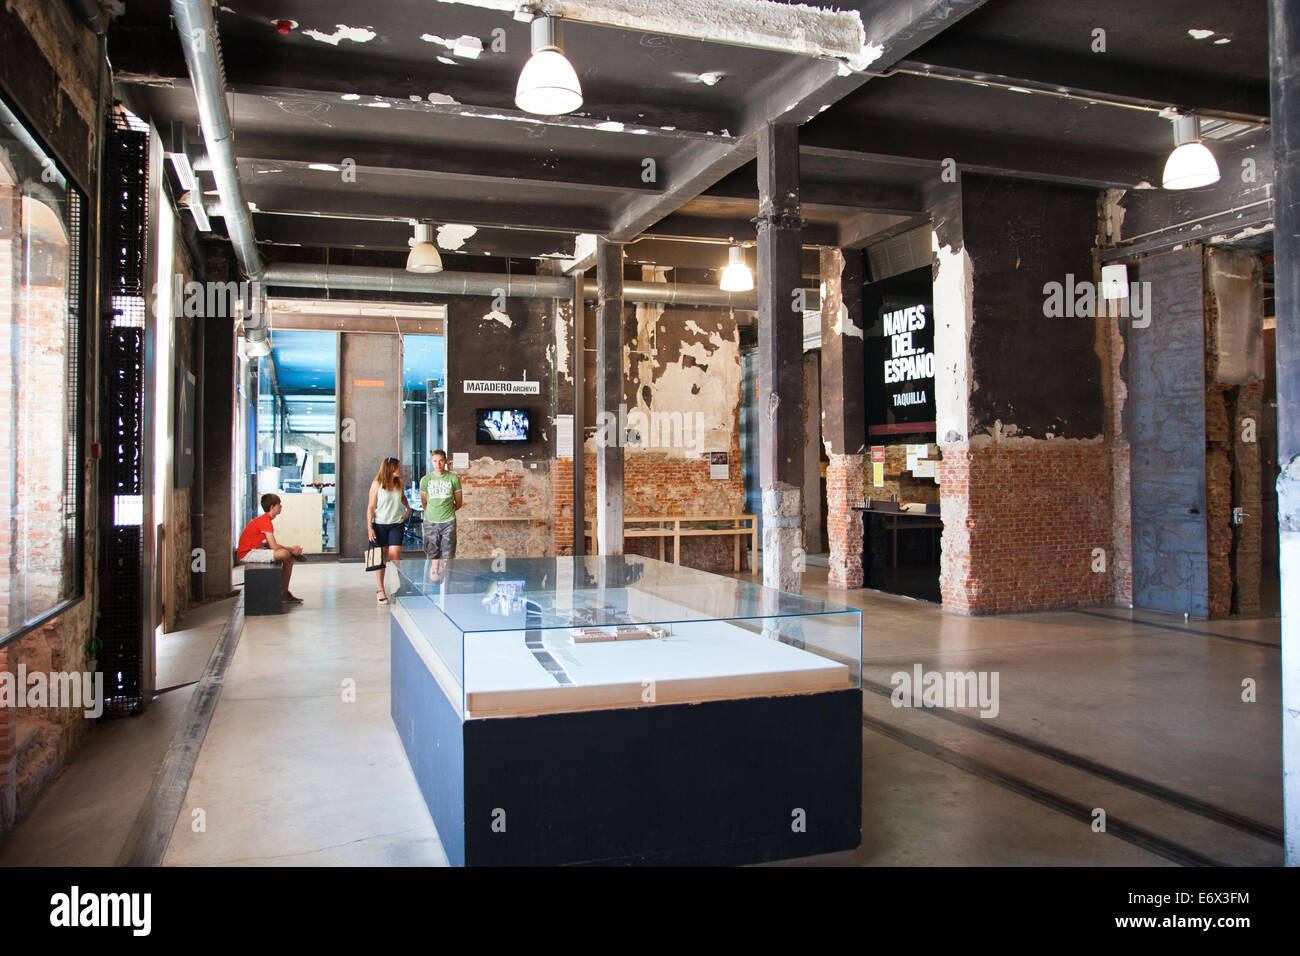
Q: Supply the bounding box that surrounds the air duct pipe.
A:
[170,0,265,283]
[261,263,786,310]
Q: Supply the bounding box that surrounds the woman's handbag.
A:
[364,544,385,572]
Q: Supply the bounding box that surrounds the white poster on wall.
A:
[556,414,574,459]
[710,451,729,480]
[452,452,469,470]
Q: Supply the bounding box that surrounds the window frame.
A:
[0,86,90,649]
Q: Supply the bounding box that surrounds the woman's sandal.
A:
[377,589,389,605]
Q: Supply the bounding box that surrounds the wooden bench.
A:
[585,515,758,572]
[245,561,284,615]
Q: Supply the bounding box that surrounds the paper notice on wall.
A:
[710,451,729,480]
[556,414,574,459]
[452,452,469,470]
[906,451,918,471]
[913,458,936,478]
[870,446,885,487]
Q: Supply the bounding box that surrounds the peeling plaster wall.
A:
[932,236,972,446]
[1205,249,1265,616]
[580,284,747,572]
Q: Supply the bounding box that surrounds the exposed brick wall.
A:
[1233,383,1263,614]
[581,426,750,573]
[826,454,865,587]
[551,457,574,556]
[456,457,554,558]
[940,439,1114,614]
[1205,385,1235,617]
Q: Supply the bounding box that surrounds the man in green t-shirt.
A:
[419,448,463,560]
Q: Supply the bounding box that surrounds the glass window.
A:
[401,333,445,546]
[255,329,338,553]
[0,94,85,643]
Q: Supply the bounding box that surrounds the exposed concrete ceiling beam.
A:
[896,41,1270,124]
[839,212,927,249]
[235,188,608,234]
[252,214,580,258]
[605,0,990,241]
[800,129,1157,190]
[704,177,923,215]
[236,144,660,195]
[642,213,840,247]
[447,0,878,66]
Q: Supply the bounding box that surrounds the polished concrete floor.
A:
[0,560,1283,866]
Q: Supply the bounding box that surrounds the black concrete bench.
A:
[245,561,284,615]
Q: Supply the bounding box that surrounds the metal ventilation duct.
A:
[867,225,932,282]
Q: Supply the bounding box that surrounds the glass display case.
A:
[389,555,861,720]
[389,555,862,866]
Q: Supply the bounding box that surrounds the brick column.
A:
[826,455,865,587]
[551,457,574,556]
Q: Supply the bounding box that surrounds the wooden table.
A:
[585,514,758,572]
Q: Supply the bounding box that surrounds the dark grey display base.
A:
[391,616,862,866]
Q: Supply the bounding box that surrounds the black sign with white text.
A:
[865,266,936,437]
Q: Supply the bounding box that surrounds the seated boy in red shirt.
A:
[236,493,306,604]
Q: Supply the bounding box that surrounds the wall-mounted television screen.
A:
[476,408,531,444]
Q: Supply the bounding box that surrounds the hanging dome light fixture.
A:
[515,15,583,115]
[406,221,444,273]
[1162,115,1220,190]
[719,245,754,292]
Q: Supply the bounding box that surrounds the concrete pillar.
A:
[821,247,867,587]
[595,239,624,556]
[1269,0,1300,865]
[756,123,804,591]
[338,333,401,560]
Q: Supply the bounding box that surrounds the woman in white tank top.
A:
[367,457,411,603]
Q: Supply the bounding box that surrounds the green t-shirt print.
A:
[420,471,461,522]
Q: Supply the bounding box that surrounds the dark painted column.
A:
[821,247,867,587]
[201,315,234,598]
[756,123,804,590]
[1269,0,1300,864]
[573,268,586,555]
[595,240,624,556]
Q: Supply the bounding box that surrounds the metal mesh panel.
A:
[64,189,82,596]
[97,111,149,716]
